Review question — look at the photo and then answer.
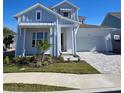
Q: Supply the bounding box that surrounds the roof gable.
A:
[52,0,79,10]
[14,3,81,24]
[109,12,121,19]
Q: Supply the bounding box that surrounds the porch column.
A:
[72,26,78,56]
[57,27,61,56]
[50,27,53,56]
[72,27,76,56]
[22,28,26,56]
[53,26,57,57]
[56,17,61,57]
[74,27,76,56]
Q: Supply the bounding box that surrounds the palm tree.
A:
[36,40,51,62]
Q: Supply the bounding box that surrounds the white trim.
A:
[17,17,21,24]
[60,8,72,11]
[56,17,59,56]
[60,24,74,27]
[15,26,19,56]
[36,10,42,21]
[19,23,55,27]
[32,31,49,47]
[50,27,53,56]
[72,27,74,55]
[14,3,81,24]
[23,29,26,56]
[52,0,80,10]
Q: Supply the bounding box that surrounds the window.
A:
[32,32,48,47]
[32,32,36,47]
[36,10,41,21]
[37,32,43,45]
[114,35,120,41]
[44,32,48,40]
[63,12,69,17]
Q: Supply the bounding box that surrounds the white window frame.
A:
[36,10,42,21]
[32,32,48,47]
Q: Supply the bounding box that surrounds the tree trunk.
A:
[41,51,44,62]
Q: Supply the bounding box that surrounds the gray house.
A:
[101,12,121,53]
[14,0,117,57]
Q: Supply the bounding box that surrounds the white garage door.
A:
[77,36,107,52]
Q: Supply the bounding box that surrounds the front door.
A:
[61,33,64,52]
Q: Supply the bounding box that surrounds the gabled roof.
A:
[14,3,41,18]
[14,3,81,24]
[80,24,109,28]
[109,12,121,19]
[52,0,80,10]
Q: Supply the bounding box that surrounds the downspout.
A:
[73,24,79,56]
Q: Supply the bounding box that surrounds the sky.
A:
[3,0,121,32]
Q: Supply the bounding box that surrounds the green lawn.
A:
[4,62,100,74]
[4,83,76,92]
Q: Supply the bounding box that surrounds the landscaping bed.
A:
[3,55,100,74]
[4,83,77,92]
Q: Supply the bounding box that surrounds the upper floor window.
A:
[63,12,69,17]
[36,10,42,21]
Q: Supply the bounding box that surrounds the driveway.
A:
[4,73,121,93]
[77,52,121,74]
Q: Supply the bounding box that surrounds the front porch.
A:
[16,23,78,57]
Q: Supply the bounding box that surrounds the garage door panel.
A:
[77,36,106,52]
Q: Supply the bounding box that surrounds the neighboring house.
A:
[101,12,121,53]
[14,0,117,57]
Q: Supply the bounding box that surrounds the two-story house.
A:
[14,0,116,57]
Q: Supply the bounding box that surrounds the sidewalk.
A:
[4,73,121,93]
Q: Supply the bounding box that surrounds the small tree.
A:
[36,40,51,62]
[3,35,14,50]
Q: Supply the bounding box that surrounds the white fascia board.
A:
[52,0,80,10]
[60,8,72,11]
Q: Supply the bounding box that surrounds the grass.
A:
[4,61,100,74]
[4,83,77,92]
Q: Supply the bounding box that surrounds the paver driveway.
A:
[77,52,121,74]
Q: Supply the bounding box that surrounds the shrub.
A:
[55,56,64,63]
[30,56,36,63]
[18,57,30,64]
[42,61,49,66]
[77,57,81,62]
[67,58,70,62]
[47,56,52,63]
[36,62,42,67]
[12,56,20,63]
[4,56,10,64]
[44,55,52,63]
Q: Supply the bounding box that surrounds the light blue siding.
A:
[16,28,51,56]
[102,15,121,28]
[20,6,57,23]
[16,28,24,55]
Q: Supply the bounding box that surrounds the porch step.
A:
[62,54,78,61]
